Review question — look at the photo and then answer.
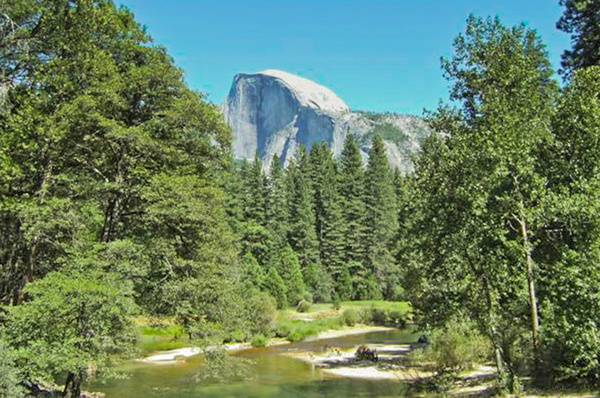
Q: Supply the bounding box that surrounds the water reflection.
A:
[88,328,417,397]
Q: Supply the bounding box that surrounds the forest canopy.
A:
[1,0,600,396]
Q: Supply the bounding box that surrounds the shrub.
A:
[274,322,291,339]
[246,291,278,335]
[388,310,407,327]
[250,334,267,348]
[296,299,311,313]
[0,340,24,398]
[358,307,373,324]
[342,309,359,326]
[410,318,490,377]
[331,294,342,311]
[370,307,389,324]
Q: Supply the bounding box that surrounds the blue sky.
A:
[117,0,571,116]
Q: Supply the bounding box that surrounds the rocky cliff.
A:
[224,69,428,172]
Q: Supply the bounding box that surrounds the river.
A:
[88,327,418,397]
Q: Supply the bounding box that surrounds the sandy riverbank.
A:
[283,341,432,381]
[140,325,393,364]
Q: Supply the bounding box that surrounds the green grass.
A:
[133,301,412,348]
[276,300,412,342]
[293,300,411,314]
[275,316,345,342]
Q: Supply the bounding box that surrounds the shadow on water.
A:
[87,328,418,398]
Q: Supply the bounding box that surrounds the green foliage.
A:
[264,268,287,310]
[364,134,398,299]
[250,334,268,348]
[331,293,342,311]
[406,15,557,388]
[296,299,311,313]
[557,0,600,77]
[4,268,137,394]
[538,66,600,383]
[356,306,407,327]
[342,309,359,326]
[287,146,321,272]
[0,340,24,398]
[245,291,278,336]
[339,134,368,298]
[410,319,490,377]
[272,244,305,306]
[275,317,344,342]
[241,252,266,290]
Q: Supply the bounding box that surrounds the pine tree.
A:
[557,0,600,77]
[266,154,289,251]
[339,133,368,299]
[246,151,267,226]
[287,145,320,270]
[313,143,346,296]
[364,134,398,299]
[264,267,287,309]
[271,244,306,306]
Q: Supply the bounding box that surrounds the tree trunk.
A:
[62,371,83,398]
[23,160,53,301]
[519,215,541,362]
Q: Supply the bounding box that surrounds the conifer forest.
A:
[1,0,600,396]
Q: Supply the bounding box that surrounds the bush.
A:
[410,318,490,377]
[296,299,311,313]
[274,322,291,339]
[370,307,388,324]
[250,334,267,347]
[246,291,278,335]
[0,340,24,398]
[342,309,358,326]
[358,307,373,324]
[331,294,342,311]
[388,310,407,327]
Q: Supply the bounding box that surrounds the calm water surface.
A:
[89,327,418,397]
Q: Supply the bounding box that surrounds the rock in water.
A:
[224,69,428,172]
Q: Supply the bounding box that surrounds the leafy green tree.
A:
[407,15,557,387]
[4,268,137,397]
[537,66,600,382]
[339,133,368,298]
[364,134,398,299]
[557,0,600,77]
[0,340,24,398]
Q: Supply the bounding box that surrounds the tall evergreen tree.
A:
[272,244,306,306]
[246,150,267,226]
[339,133,368,299]
[266,154,289,250]
[364,134,398,299]
[313,143,348,297]
[557,0,600,77]
[287,145,320,269]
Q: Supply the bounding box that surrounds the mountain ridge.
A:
[224,70,428,172]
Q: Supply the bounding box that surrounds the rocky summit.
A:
[224,69,428,172]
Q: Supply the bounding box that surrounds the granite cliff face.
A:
[224,69,428,172]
